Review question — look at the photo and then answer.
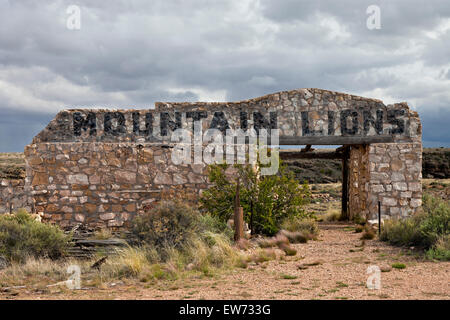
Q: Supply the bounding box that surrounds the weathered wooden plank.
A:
[341,147,350,220]
[280,151,344,160]
[74,239,128,247]
[278,135,396,145]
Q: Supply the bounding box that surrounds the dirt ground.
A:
[1,221,448,300]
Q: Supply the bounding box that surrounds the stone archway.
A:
[24,88,422,228]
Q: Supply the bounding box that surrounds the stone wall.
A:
[23,88,422,227]
[24,143,209,228]
[367,142,422,219]
[0,179,32,214]
[32,89,420,145]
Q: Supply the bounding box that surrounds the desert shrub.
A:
[360,227,376,240]
[380,216,423,246]
[126,201,243,277]
[131,201,233,250]
[280,230,309,243]
[0,210,71,262]
[131,201,200,250]
[279,243,297,256]
[419,194,449,248]
[281,217,319,238]
[380,194,449,260]
[353,214,366,225]
[323,208,341,222]
[249,248,277,263]
[195,213,233,240]
[200,161,311,236]
[426,235,450,261]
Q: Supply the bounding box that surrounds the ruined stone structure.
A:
[0,179,32,214]
[5,88,422,228]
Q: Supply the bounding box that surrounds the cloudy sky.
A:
[1,0,449,151]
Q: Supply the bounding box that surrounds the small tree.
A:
[200,160,311,236]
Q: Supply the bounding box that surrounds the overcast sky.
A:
[1,0,449,151]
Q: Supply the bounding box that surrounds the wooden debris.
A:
[91,256,108,270]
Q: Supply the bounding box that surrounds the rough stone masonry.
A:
[2,88,422,228]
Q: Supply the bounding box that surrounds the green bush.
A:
[195,212,233,240]
[426,235,450,261]
[200,161,311,236]
[380,194,449,260]
[0,210,71,262]
[419,194,449,248]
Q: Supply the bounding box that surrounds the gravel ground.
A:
[1,222,448,300]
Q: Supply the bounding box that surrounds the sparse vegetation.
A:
[381,194,449,260]
[425,235,450,261]
[200,161,311,236]
[92,228,113,240]
[279,244,297,256]
[336,281,348,288]
[361,225,376,240]
[279,230,309,244]
[323,208,341,222]
[0,210,71,262]
[1,149,449,299]
[391,263,406,269]
[131,201,204,250]
[0,153,25,179]
[0,202,242,288]
[249,248,277,264]
[280,217,319,238]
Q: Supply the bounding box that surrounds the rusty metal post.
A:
[378,201,381,236]
[234,207,244,242]
[234,178,244,242]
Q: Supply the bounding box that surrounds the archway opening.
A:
[279,145,366,221]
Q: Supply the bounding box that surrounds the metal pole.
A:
[378,201,381,235]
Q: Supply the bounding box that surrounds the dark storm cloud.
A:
[0,0,449,151]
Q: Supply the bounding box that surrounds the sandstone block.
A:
[100,212,115,221]
[154,172,172,184]
[410,198,422,208]
[408,182,421,191]
[393,182,408,191]
[116,170,136,184]
[382,197,397,206]
[67,174,89,185]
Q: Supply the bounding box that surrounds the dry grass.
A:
[0,232,245,290]
[322,208,342,222]
[1,221,449,300]
[91,228,114,240]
